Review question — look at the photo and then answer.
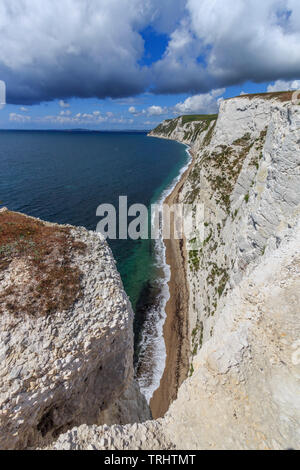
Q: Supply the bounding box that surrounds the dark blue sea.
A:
[0,130,189,399]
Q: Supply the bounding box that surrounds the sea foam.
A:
[137,145,192,402]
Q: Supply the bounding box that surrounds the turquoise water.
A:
[0,130,189,396]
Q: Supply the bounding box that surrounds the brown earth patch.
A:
[0,210,86,317]
[230,91,294,102]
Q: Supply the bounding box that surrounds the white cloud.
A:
[174,89,225,115]
[267,79,300,92]
[147,105,167,116]
[59,100,70,108]
[129,106,137,114]
[0,0,184,103]
[0,1,300,103]
[129,106,148,116]
[34,109,129,126]
[36,109,109,126]
[20,106,28,112]
[9,113,31,122]
[154,0,300,94]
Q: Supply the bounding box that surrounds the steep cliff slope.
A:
[0,209,150,449]
[48,221,300,449]
[149,113,218,146]
[159,92,300,367]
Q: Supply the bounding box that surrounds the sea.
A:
[0,130,190,401]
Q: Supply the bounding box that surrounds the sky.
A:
[0,0,300,130]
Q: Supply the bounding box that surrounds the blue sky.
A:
[0,0,299,130]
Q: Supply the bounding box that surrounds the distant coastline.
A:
[0,128,150,133]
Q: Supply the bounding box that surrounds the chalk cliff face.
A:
[0,209,149,450]
[49,91,300,450]
[148,114,218,147]
[170,94,299,353]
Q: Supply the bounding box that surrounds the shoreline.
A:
[135,143,192,403]
[150,145,195,418]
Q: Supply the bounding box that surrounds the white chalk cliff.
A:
[0,210,150,449]
[1,91,299,450]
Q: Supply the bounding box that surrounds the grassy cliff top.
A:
[229,90,294,102]
[180,114,218,125]
[0,209,86,316]
[151,113,218,136]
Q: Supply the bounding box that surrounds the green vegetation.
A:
[191,321,204,358]
[151,117,180,136]
[231,208,239,220]
[207,262,229,289]
[202,132,259,213]
[203,229,213,246]
[189,250,200,272]
[181,114,218,125]
[152,114,218,142]
[202,119,217,146]
[232,133,251,146]
[217,271,229,298]
[249,128,267,170]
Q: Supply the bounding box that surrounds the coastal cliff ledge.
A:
[0,208,149,450]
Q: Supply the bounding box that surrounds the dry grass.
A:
[0,211,86,317]
[230,91,294,102]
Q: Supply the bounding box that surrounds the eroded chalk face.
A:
[292,89,300,106]
[0,80,6,110]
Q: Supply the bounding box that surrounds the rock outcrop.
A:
[49,91,300,450]
[0,209,149,449]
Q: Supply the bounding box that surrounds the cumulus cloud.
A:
[0,0,184,104]
[174,89,225,115]
[9,113,31,122]
[38,111,107,126]
[128,106,148,116]
[153,0,300,94]
[60,110,71,116]
[28,109,133,127]
[147,105,167,116]
[267,79,300,92]
[129,106,137,114]
[1,1,300,103]
[59,100,70,108]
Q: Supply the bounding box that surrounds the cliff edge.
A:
[0,209,149,449]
